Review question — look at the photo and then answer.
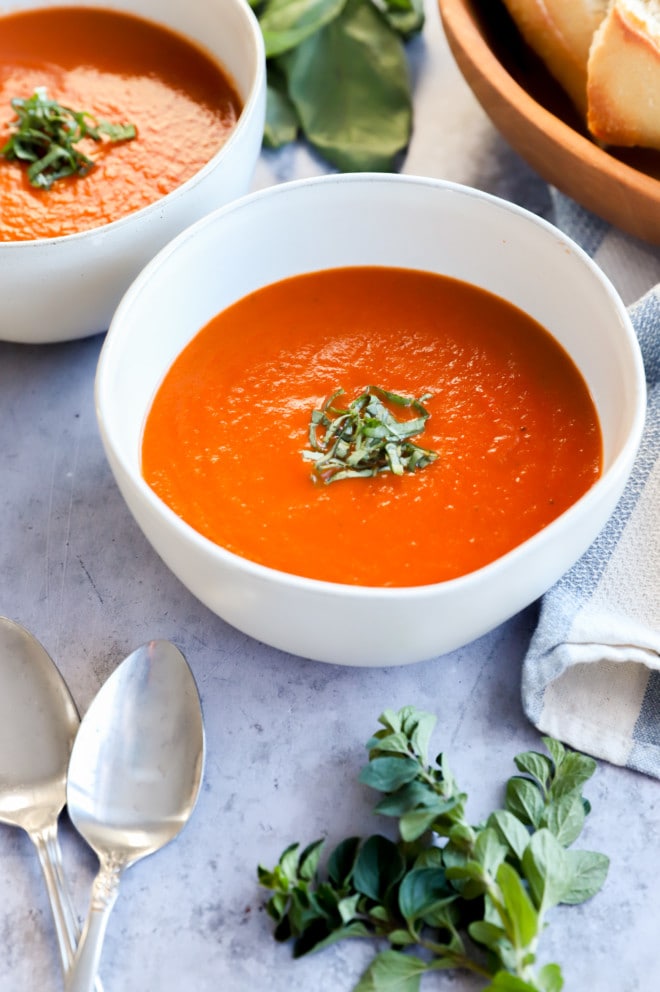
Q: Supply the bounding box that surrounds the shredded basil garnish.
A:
[302,385,438,485]
[0,88,137,191]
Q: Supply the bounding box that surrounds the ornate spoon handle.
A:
[65,858,122,992]
[32,822,104,992]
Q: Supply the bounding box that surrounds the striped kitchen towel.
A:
[521,191,660,778]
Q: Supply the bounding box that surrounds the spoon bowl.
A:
[65,639,205,992]
[0,617,100,983]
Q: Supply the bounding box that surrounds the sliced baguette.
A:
[587,0,660,148]
[500,0,611,113]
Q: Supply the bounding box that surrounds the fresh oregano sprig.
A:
[301,386,438,485]
[249,0,424,170]
[1,88,137,190]
[258,705,609,991]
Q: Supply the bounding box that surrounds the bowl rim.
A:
[96,171,648,600]
[0,0,266,249]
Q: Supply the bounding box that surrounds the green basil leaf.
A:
[521,829,570,915]
[445,860,487,886]
[549,751,597,799]
[505,777,544,828]
[398,867,450,923]
[474,827,509,878]
[327,836,361,886]
[264,78,300,147]
[294,918,370,956]
[448,822,477,849]
[468,919,510,952]
[299,838,324,880]
[265,890,289,922]
[353,835,405,901]
[378,0,424,39]
[486,972,544,991]
[537,962,564,992]
[354,949,428,992]
[561,849,610,904]
[260,0,347,57]
[388,928,417,945]
[337,891,361,923]
[540,791,585,847]
[376,708,404,735]
[280,0,412,171]
[279,841,303,882]
[365,730,415,757]
[496,862,539,949]
[406,708,436,763]
[399,806,443,842]
[359,755,420,792]
[541,736,566,771]
[514,751,553,793]
[421,896,461,930]
[487,810,531,861]
[373,780,438,816]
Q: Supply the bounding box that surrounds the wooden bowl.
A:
[438,0,660,244]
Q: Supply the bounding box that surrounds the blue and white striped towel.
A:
[522,190,660,778]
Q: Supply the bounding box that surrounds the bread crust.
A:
[587,1,660,148]
[501,0,610,113]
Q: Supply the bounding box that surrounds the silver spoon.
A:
[0,617,102,989]
[65,639,205,992]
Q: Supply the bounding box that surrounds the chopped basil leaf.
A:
[302,385,438,485]
[0,88,137,191]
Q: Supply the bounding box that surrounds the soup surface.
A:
[0,6,242,241]
[141,267,603,587]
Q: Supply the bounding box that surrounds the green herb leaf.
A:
[541,737,566,771]
[327,836,361,887]
[359,756,421,792]
[378,0,424,38]
[549,752,598,800]
[398,867,451,925]
[302,386,437,485]
[474,827,509,879]
[1,88,136,190]
[495,862,539,950]
[468,919,510,952]
[537,963,564,992]
[264,76,300,147]
[540,791,585,847]
[278,0,413,170]
[485,972,548,991]
[514,752,553,796]
[487,810,531,861]
[505,777,545,829]
[258,708,606,991]
[560,849,610,905]
[259,0,347,56]
[354,949,428,992]
[521,829,570,915]
[353,835,406,902]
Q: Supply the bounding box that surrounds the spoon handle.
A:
[32,823,104,992]
[65,861,121,992]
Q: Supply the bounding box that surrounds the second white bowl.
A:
[96,174,646,666]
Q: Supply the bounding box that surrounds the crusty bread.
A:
[500,0,611,114]
[587,0,660,147]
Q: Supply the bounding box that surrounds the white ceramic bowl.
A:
[0,0,265,344]
[96,174,646,667]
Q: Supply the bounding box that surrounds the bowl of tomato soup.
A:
[96,174,646,667]
[0,0,265,343]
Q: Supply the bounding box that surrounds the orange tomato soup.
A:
[0,7,242,241]
[141,268,603,587]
